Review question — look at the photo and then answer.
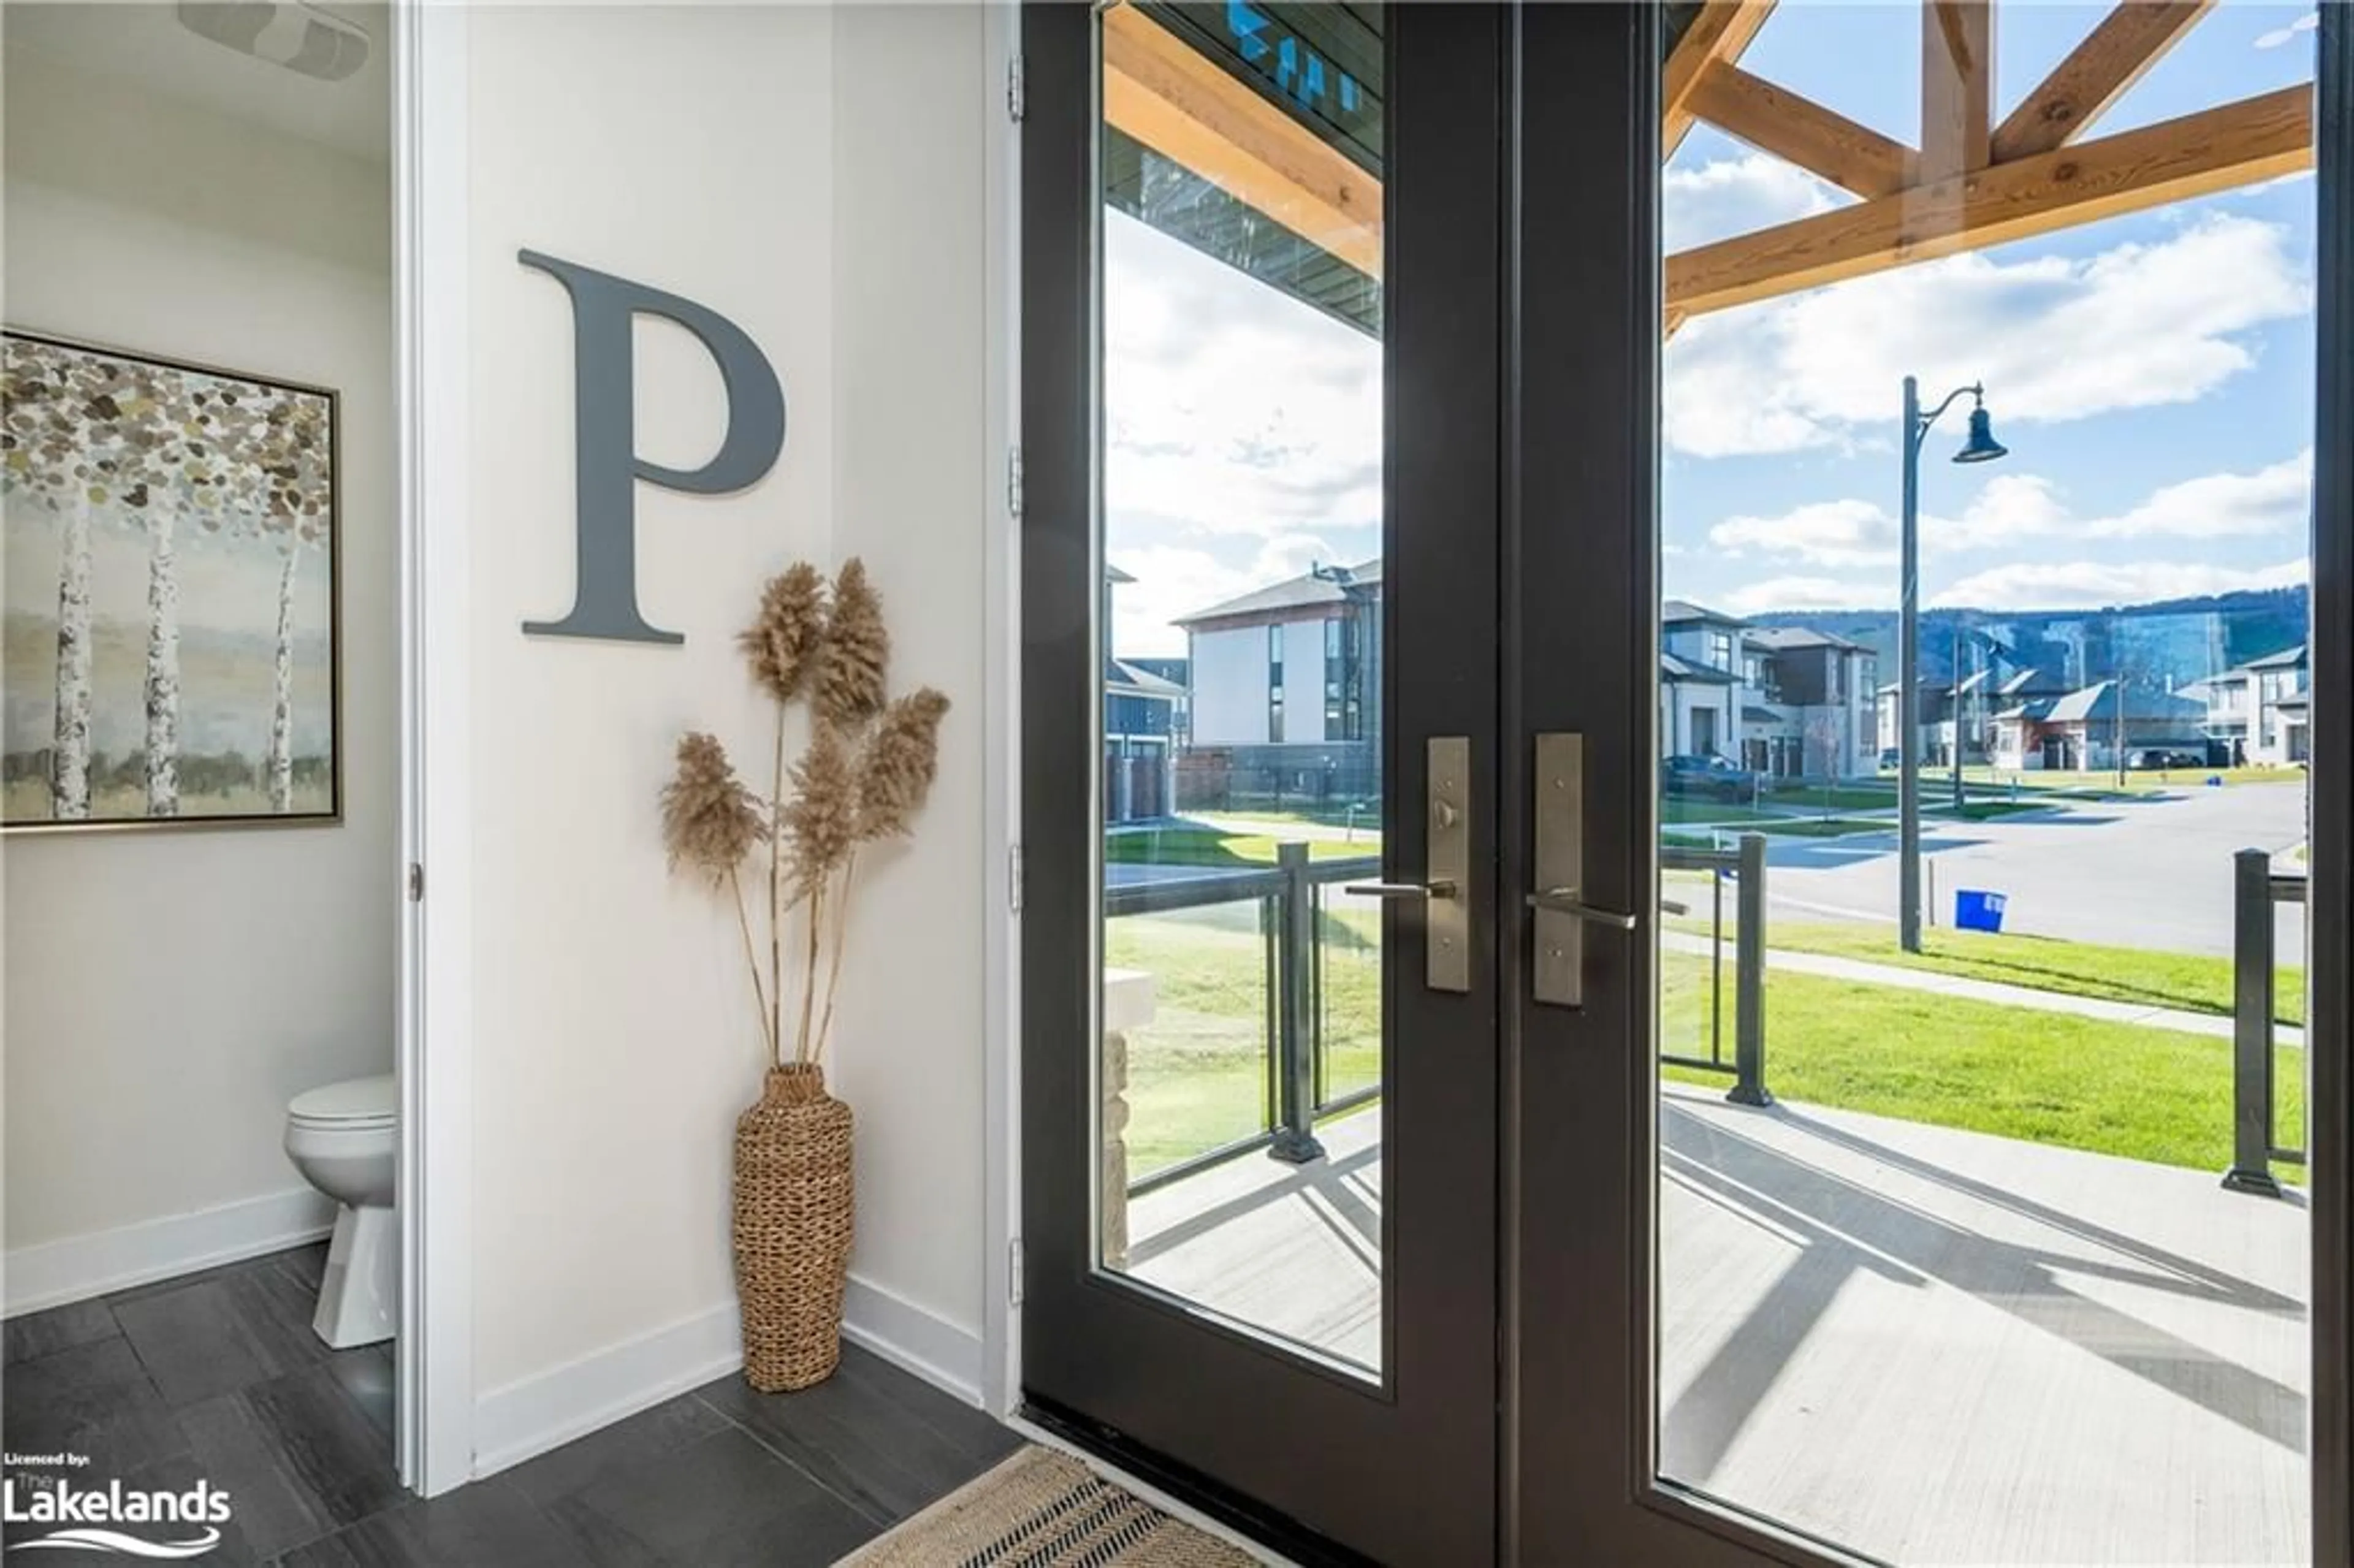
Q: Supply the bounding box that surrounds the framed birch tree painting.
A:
[1,330,340,830]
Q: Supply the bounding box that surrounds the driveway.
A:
[1748,784,2308,957]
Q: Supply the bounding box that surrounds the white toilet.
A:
[284,1074,397,1349]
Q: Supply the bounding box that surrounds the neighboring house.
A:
[1170,559,1382,804]
[1661,651,1739,761]
[1104,565,1182,823]
[1739,625,1877,778]
[1876,664,2068,769]
[1661,603,1876,777]
[1661,599,1745,762]
[2189,642,2309,766]
[1991,680,2210,772]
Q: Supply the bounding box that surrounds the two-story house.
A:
[2190,642,2310,766]
[1170,559,1382,805]
[1660,599,1745,762]
[1739,626,1878,779]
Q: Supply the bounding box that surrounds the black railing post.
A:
[1269,842,1325,1163]
[1727,832,1773,1107]
[2223,847,2284,1195]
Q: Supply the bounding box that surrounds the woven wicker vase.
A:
[732,1064,855,1392]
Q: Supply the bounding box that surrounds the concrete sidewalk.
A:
[1661,930,2306,1048]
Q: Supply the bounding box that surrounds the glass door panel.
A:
[1650,2,2320,1561]
[1097,0,1389,1372]
[1020,7,1503,1560]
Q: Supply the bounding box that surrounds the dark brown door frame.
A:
[1023,1,2353,1561]
[1017,7,1507,1562]
[2309,8,2353,1564]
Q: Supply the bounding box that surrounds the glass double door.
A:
[1023,4,2346,1564]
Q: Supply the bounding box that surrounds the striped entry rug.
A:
[838,1447,1262,1567]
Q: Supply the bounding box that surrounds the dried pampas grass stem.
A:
[818,560,889,729]
[662,557,951,1069]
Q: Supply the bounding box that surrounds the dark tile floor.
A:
[4,1245,1023,1566]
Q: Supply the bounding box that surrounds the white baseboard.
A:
[3,1188,336,1319]
[471,1301,741,1479]
[841,1273,985,1407]
[471,1271,987,1480]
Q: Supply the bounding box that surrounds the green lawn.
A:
[1104,826,1376,869]
[1923,765,2304,796]
[1764,785,1899,811]
[1105,902,1380,1174]
[1105,908,2304,1183]
[1753,816,1891,838]
[1662,797,1781,824]
[1664,959,2303,1178]
[1687,919,2308,1027]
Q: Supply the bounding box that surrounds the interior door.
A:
[1517,4,2353,1564]
[1019,5,1506,1562]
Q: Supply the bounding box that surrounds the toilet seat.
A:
[288,1074,395,1131]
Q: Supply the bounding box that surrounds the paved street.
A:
[1748,783,2309,957]
[1116,785,2309,957]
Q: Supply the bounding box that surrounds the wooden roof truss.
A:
[1665,0,2312,330]
[1099,1,2313,336]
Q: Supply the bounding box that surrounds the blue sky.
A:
[1103,2,2320,658]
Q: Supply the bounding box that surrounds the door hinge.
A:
[1008,842,1025,915]
[1007,54,1025,122]
[1009,1237,1025,1306]
[407,862,424,902]
[1007,446,1025,522]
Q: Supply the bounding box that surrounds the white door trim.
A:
[394,0,475,1498]
[982,0,1024,1420]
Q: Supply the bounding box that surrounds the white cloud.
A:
[2255,12,2318,48]
[1711,498,1897,566]
[2082,449,2312,538]
[1704,472,2071,566]
[1108,535,1343,658]
[1105,212,1381,541]
[1664,154,1843,254]
[1937,473,2076,549]
[1723,576,1887,615]
[1665,214,2312,458]
[1930,557,2310,611]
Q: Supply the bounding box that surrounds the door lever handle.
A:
[1346,878,1460,901]
[1526,887,1639,931]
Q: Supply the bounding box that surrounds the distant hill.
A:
[1747,585,2309,691]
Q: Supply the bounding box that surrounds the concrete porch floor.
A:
[1117,1089,2309,1565]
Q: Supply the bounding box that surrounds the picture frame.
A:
[2,328,343,832]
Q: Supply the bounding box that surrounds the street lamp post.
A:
[1951,622,1968,813]
[1899,376,2007,953]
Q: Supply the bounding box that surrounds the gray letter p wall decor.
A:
[519,249,786,644]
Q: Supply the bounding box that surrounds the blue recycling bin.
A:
[1955,889,2007,933]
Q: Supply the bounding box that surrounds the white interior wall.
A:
[2,47,397,1304]
[454,3,994,1460]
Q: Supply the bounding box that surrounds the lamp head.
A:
[1952,393,2008,465]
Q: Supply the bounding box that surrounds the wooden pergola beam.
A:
[1922,0,1997,178]
[1991,0,2215,162]
[1101,2,1384,278]
[1667,84,2312,318]
[1664,0,1779,159]
[1686,62,1919,199]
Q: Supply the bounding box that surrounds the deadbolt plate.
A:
[1426,736,1471,993]
[1533,732,1585,1007]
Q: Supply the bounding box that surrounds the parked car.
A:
[2125,747,2207,771]
[1878,747,1902,771]
[1663,754,1758,802]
